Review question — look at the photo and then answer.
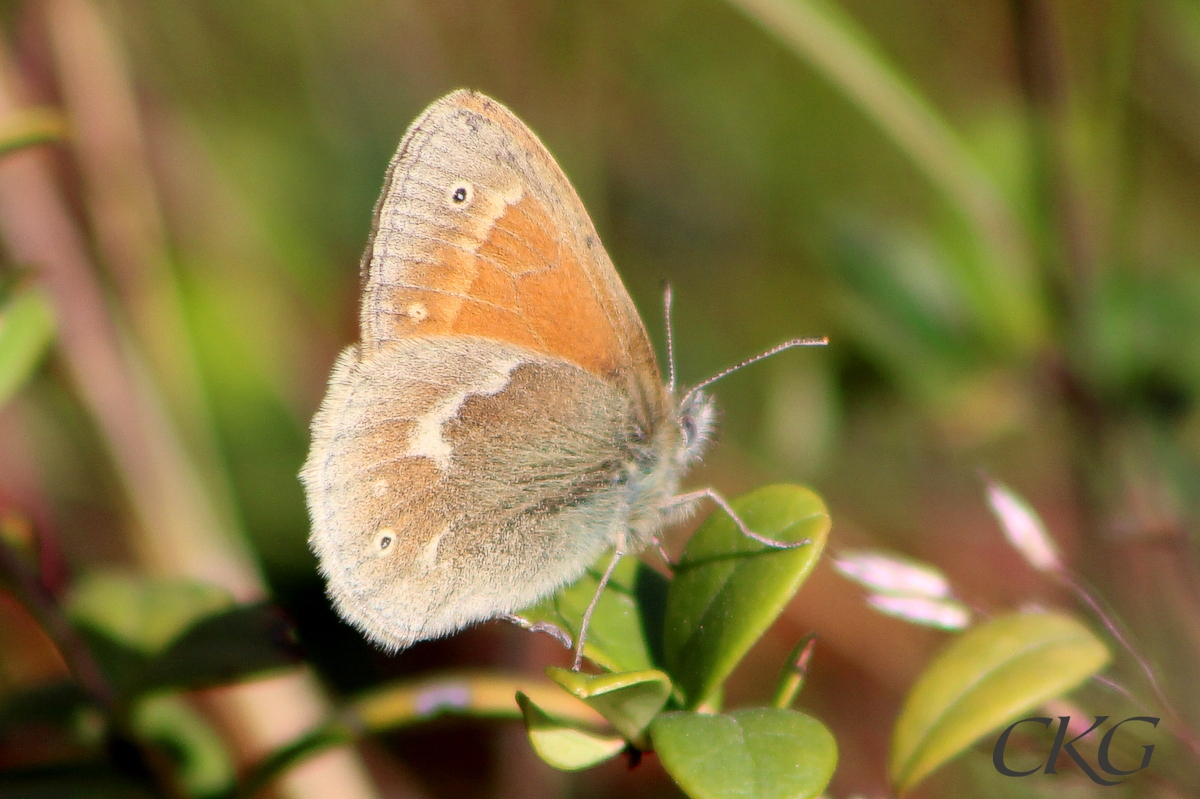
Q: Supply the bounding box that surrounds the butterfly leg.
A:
[651,536,676,571]
[669,488,810,549]
[572,544,625,671]
[501,614,574,650]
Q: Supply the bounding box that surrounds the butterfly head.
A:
[676,388,717,467]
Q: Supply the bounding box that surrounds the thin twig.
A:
[1061,571,1200,761]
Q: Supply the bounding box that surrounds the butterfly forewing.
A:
[360,90,663,412]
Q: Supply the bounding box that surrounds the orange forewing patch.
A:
[373,193,627,381]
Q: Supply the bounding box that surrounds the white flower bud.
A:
[985,479,1062,573]
[833,550,950,599]
[866,594,972,631]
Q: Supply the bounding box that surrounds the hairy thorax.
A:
[620,389,716,551]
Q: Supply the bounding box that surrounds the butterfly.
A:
[301,90,823,667]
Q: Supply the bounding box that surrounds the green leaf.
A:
[514,555,666,673]
[352,673,602,732]
[664,485,830,707]
[651,708,837,799]
[546,667,672,747]
[516,691,626,772]
[68,574,301,696]
[131,693,235,796]
[889,611,1111,793]
[66,572,234,655]
[139,603,302,693]
[0,286,56,408]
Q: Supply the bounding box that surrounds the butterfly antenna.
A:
[681,336,828,406]
[663,282,677,394]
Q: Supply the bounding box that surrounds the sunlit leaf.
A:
[352,672,602,732]
[890,611,1111,793]
[664,485,830,707]
[516,691,626,772]
[546,667,672,746]
[771,635,817,710]
[651,708,837,799]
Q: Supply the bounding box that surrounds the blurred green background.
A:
[2,0,1200,796]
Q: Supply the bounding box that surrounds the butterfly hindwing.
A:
[303,337,636,649]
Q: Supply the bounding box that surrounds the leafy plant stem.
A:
[239,674,608,795]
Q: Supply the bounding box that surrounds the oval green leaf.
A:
[516,691,626,771]
[664,485,830,707]
[0,286,55,408]
[546,667,672,746]
[651,708,837,799]
[890,611,1111,793]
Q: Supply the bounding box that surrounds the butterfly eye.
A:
[374,528,396,556]
[681,417,697,446]
[449,183,473,206]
